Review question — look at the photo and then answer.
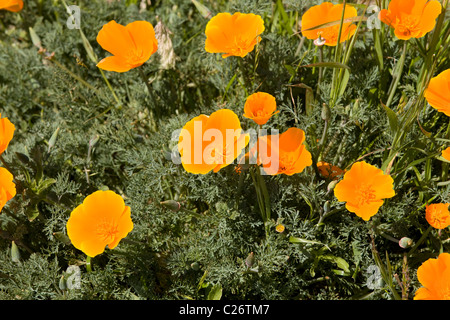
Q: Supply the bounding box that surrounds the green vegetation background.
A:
[0,0,449,300]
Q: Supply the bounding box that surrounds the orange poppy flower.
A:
[96,20,158,72]
[257,127,312,176]
[66,190,134,258]
[0,0,23,12]
[178,109,250,174]
[0,113,15,155]
[424,69,450,116]
[414,253,450,300]
[334,161,395,221]
[0,167,16,212]
[442,146,450,161]
[379,0,442,40]
[301,2,358,46]
[425,203,450,229]
[317,161,345,180]
[205,12,265,58]
[243,92,279,126]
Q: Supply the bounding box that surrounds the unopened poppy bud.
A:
[327,180,338,192]
[245,252,255,269]
[321,103,331,121]
[53,232,71,245]
[190,262,200,271]
[59,275,68,291]
[160,200,181,212]
[11,241,20,263]
[324,200,331,213]
[48,127,60,153]
[191,0,212,19]
[399,237,413,249]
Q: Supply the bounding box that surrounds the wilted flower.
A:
[317,161,345,180]
[414,253,450,300]
[178,109,249,174]
[205,12,264,58]
[66,190,134,257]
[425,203,450,229]
[243,92,279,126]
[96,20,158,72]
[154,19,177,70]
[424,69,450,116]
[0,167,16,213]
[257,127,312,176]
[0,113,15,155]
[301,2,358,46]
[0,0,23,12]
[379,0,442,40]
[334,161,395,221]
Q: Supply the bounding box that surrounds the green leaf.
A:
[207,283,223,300]
[289,236,331,251]
[320,255,350,273]
[381,102,399,134]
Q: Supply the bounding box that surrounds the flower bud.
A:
[160,200,181,212]
[245,252,255,269]
[11,241,20,263]
[399,237,413,249]
[327,180,338,192]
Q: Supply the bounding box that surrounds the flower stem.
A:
[86,255,92,273]
[385,40,407,109]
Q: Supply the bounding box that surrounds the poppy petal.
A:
[96,20,135,58]
[126,21,158,63]
[97,56,133,72]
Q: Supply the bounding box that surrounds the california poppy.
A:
[301,2,358,46]
[442,146,450,161]
[379,0,442,40]
[257,127,312,176]
[243,92,279,126]
[317,161,345,180]
[66,190,134,258]
[0,167,16,213]
[334,161,395,221]
[0,0,23,12]
[205,12,264,58]
[425,203,450,229]
[424,69,450,116]
[96,20,158,72]
[414,253,450,300]
[0,113,15,155]
[178,109,249,174]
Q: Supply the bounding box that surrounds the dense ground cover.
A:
[0,0,449,300]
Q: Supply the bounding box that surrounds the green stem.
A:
[386,40,407,109]
[98,69,122,107]
[86,255,92,273]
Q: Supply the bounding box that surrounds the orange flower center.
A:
[228,35,257,56]
[395,15,420,36]
[96,219,119,243]
[357,184,377,206]
[279,152,296,172]
[126,48,146,66]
